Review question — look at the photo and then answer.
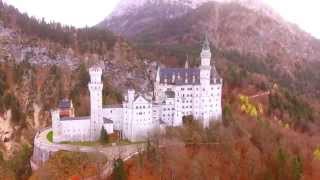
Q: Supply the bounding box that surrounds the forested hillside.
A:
[0,2,156,179]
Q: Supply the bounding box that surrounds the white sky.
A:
[2,0,120,27]
[2,0,320,38]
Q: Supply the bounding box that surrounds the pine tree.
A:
[100,127,109,144]
[291,156,303,180]
[113,158,127,180]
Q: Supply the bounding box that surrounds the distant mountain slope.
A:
[99,0,280,36]
[99,0,320,96]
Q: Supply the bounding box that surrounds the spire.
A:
[156,64,160,82]
[202,33,210,50]
[185,55,189,69]
[200,32,212,64]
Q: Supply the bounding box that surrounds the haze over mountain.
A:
[99,0,320,96]
[108,0,278,19]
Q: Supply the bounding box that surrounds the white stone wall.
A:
[59,119,90,142]
[152,103,161,123]
[103,123,114,134]
[123,91,156,142]
[161,97,175,126]
[103,107,123,130]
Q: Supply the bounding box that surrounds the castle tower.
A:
[199,34,213,127]
[123,89,135,140]
[185,58,189,69]
[156,64,160,83]
[154,65,161,102]
[51,109,62,143]
[200,34,212,85]
[88,67,104,141]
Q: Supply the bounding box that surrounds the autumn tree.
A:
[291,156,303,180]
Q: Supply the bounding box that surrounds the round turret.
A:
[128,89,135,103]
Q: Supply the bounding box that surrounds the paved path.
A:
[250,91,270,99]
[31,128,146,177]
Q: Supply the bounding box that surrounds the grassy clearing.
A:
[47,131,53,143]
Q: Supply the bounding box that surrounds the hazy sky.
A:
[2,0,320,38]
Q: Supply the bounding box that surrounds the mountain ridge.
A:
[99,0,320,97]
[103,0,283,29]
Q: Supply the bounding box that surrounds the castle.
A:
[51,37,223,143]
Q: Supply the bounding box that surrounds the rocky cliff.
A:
[0,2,158,159]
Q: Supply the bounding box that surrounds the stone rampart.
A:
[30,127,145,171]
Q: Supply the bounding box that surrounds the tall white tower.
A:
[199,34,213,127]
[200,34,212,85]
[51,109,62,143]
[88,67,104,141]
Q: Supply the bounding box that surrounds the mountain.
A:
[98,0,320,96]
[100,0,280,37]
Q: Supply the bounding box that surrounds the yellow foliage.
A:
[249,106,258,118]
[239,95,259,118]
[240,104,246,112]
[284,123,290,129]
[239,95,249,105]
[314,148,320,160]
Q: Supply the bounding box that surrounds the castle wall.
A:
[59,118,91,142]
[103,107,123,130]
[155,81,222,127]
[31,128,146,171]
[123,94,157,142]
[161,97,175,126]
